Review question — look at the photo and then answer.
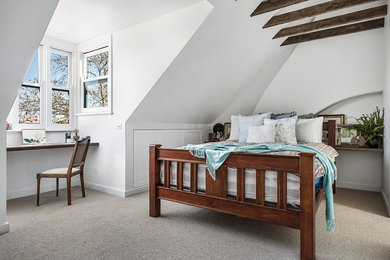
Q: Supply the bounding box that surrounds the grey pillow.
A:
[298,113,315,119]
[271,111,297,120]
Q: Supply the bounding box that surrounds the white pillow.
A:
[264,116,298,144]
[246,122,276,143]
[229,115,240,140]
[296,117,323,143]
[238,113,272,143]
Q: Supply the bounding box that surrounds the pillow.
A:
[238,113,272,143]
[296,117,323,143]
[298,113,315,119]
[264,116,298,144]
[229,115,239,140]
[271,111,297,120]
[246,122,276,143]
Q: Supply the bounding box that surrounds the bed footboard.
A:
[149,145,318,260]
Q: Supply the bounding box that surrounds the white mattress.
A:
[161,162,302,207]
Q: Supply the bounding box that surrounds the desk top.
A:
[7,142,99,152]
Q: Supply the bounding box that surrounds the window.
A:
[18,50,41,125]
[48,48,72,128]
[8,43,74,131]
[81,47,111,114]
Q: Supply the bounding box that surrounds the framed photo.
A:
[223,122,231,140]
[319,114,345,144]
[318,114,345,125]
[22,129,46,145]
[336,125,360,147]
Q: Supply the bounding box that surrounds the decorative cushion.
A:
[246,121,276,143]
[238,113,272,143]
[271,111,297,120]
[298,113,315,119]
[42,167,80,174]
[296,117,324,143]
[229,115,240,140]
[264,116,298,144]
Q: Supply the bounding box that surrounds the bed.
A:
[149,120,336,260]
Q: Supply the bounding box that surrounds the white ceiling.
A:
[45,0,203,43]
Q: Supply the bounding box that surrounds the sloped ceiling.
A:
[46,0,203,43]
[0,0,59,120]
[127,0,299,124]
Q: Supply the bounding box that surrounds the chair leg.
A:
[37,175,41,206]
[67,177,71,205]
[56,178,59,197]
[80,173,86,197]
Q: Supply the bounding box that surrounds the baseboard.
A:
[337,181,380,192]
[0,222,9,235]
[125,186,148,197]
[7,180,80,200]
[381,188,390,217]
[84,181,126,198]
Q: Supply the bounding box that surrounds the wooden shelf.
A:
[336,146,383,152]
[7,142,99,152]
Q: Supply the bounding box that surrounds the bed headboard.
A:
[323,120,336,148]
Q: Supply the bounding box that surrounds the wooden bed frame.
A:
[149,120,336,260]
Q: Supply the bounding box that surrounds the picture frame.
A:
[22,129,46,145]
[336,124,360,147]
[223,122,231,141]
[319,114,345,144]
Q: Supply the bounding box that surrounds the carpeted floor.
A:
[0,188,389,260]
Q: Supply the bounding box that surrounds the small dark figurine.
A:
[213,123,224,139]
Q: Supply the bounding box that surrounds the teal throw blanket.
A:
[181,143,337,232]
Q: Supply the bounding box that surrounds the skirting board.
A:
[337,181,380,192]
[125,186,148,197]
[7,180,80,200]
[84,181,126,198]
[0,222,10,235]
[381,188,390,217]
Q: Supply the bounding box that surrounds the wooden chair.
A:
[36,136,91,206]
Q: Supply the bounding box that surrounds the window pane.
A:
[52,90,70,124]
[84,79,108,108]
[23,50,39,84]
[18,86,40,124]
[87,51,109,78]
[50,52,69,87]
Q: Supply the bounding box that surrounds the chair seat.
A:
[41,167,80,174]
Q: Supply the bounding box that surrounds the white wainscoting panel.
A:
[133,129,202,188]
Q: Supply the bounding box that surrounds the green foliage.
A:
[355,107,384,148]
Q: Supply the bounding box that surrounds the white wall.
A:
[383,0,390,215]
[0,0,58,235]
[76,2,213,197]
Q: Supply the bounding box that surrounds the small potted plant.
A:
[355,107,384,148]
[6,121,12,130]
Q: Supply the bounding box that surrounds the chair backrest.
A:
[68,136,91,176]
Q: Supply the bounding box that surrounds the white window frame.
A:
[7,42,75,131]
[80,46,112,115]
[47,46,74,130]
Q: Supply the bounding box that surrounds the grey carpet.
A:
[0,188,389,260]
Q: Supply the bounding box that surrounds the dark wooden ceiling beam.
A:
[281,18,384,46]
[274,5,387,38]
[251,0,307,16]
[264,0,380,28]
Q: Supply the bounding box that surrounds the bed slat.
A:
[164,161,170,188]
[177,162,183,190]
[190,163,197,193]
[277,171,287,210]
[206,166,228,198]
[237,168,245,201]
[256,169,265,205]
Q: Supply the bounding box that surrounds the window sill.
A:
[76,111,113,116]
[7,129,73,133]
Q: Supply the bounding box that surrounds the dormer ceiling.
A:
[251,0,388,46]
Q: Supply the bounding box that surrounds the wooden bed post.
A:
[149,144,162,217]
[299,153,316,260]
